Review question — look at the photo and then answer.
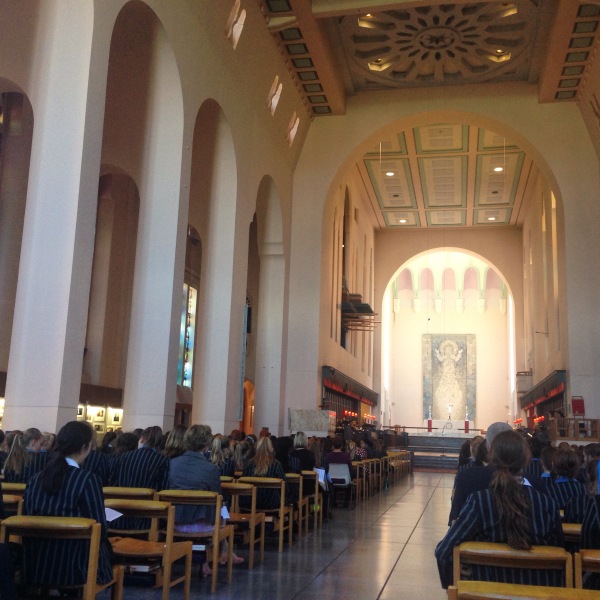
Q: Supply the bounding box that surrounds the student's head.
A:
[332,435,344,450]
[554,447,580,479]
[140,426,163,449]
[184,424,213,452]
[55,421,93,459]
[490,429,530,475]
[293,431,308,449]
[485,422,512,449]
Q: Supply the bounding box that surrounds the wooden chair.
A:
[2,494,23,517]
[220,476,234,483]
[448,580,600,599]
[106,498,193,600]
[575,548,600,588]
[453,541,573,588]
[301,470,322,530]
[1,482,26,496]
[221,481,265,569]
[156,490,233,593]
[238,476,292,553]
[0,514,124,600]
[328,463,353,507]
[285,473,309,538]
[102,486,156,500]
[352,461,367,503]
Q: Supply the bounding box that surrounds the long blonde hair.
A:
[252,436,275,476]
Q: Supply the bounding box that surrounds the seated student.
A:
[579,462,600,589]
[23,421,113,588]
[209,433,235,477]
[324,435,353,508]
[81,432,111,486]
[435,430,563,589]
[242,436,288,509]
[3,428,47,483]
[109,425,169,489]
[169,424,243,576]
[448,422,512,525]
[547,447,586,518]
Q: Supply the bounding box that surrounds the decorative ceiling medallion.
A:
[338,2,536,90]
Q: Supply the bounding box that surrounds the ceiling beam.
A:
[288,0,347,114]
[312,0,499,19]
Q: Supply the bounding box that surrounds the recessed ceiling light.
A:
[487,216,496,221]
[399,219,407,224]
[386,171,395,177]
[494,167,503,172]
[496,49,503,54]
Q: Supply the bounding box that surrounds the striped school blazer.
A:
[23,464,113,586]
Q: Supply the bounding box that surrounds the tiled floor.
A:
[112,471,455,600]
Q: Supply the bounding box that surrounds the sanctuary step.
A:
[404,433,466,472]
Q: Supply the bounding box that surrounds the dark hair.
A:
[332,435,344,450]
[41,421,92,495]
[554,448,580,479]
[113,432,139,455]
[141,426,163,449]
[540,445,557,474]
[100,431,118,454]
[489,430,532,550]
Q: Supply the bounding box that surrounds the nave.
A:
[121,472,453,600]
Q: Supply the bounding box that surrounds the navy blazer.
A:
[110,446,169,490]
[436,485,563,589]
[23,464,113,586]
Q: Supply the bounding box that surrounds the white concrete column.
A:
[120,31,186,431]
[4,3,111,431]
[253,244,285,434]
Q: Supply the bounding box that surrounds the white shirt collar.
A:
[65,457,80,468]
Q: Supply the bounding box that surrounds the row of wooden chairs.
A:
[452,540,600,594]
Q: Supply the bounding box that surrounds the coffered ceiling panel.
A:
[259,0,590,229]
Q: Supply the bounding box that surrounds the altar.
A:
[423,419,474,435]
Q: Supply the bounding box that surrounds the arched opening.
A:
[382,249,516,430]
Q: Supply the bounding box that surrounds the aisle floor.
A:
[111,471,455,600]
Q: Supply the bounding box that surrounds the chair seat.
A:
[579,549,600,566]
[448,580,600,599]
[110,536,168,557]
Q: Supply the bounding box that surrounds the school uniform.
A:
[23,460,113,586]
[435,483,563,589]
[109,445,169,490]
[547,477,586,511]
[241,460,288,509]
[109,445,169,531]
[580,495,600,589]
[81,449,111,486]
[3,451,47,483]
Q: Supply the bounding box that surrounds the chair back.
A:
[2,494,23,516]
[1,515,102,600]
[221,482,265,569]
[104,498,172,542]
[103,486,156,500]
[453,541,573,588]
[238,476,291,552]
[156,490,233,593]
[328,463,351,486]
[1,482,26,496]
[448,580,600,599]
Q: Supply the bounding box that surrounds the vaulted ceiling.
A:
[259,0,599,229]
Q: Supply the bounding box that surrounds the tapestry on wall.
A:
[422,334,476,421]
